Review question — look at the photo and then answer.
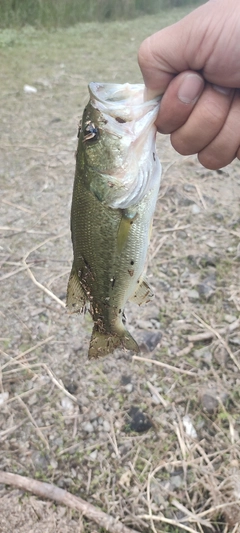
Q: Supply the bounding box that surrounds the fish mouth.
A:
[87,82,161,209]
[88,82,160,122]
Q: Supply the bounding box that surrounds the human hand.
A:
[138,0,240,169]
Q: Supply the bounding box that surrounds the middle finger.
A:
[170,83,234,156]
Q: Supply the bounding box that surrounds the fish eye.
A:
[83,121,99,142]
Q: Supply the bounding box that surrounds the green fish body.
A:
[67,83,161,358]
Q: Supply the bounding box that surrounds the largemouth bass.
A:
[67,82,161,359]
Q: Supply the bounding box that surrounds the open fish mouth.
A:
[88,81,161,122]
[86,82,161,209]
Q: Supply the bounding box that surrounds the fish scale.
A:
[67,83,161,358]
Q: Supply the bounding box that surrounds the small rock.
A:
[82,421,94,433]
[61,397,75,413]
[172,290,180,300]
[188,289,199,301]
[191,203,201,215]
[64,379,78,394]
[124,383,133,393]
[229,337,240,346]
[213,212,224,221]
[24,84,37,93]
[224,314,237,324]
[183,184,195,192]
[50,458,58,469]
[170,473,184,489]
[197,273,216,300]
[182,414,197,439]
[213,346,228,366]
[28,393,38,406]
[89,449,98,461]
[137,330,162,352]
[102,420,111,432]
[32,451,49,469]
[126,406,153,433]
[194,348,212,364]
[121,374,131,385]
[177,230,187,239]
[0,392,9,405]
[201,393,218,414]
[206,240,217,248]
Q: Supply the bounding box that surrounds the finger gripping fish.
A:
[67,82,161,359]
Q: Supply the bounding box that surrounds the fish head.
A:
[79,82,161,208]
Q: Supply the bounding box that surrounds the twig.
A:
[194,183,207,210]
[24,265,66,308]
[137,513,200,533]
[192,314,240,371]
[133,355,196,376]
[17,397,49,449]
[187,319,239,342]
[0,264,34,282]
[1,336,54,370]
[0,471,140,533]
[146,381,168,408]
[22,231,68,309]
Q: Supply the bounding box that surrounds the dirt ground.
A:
[0,12,240,533]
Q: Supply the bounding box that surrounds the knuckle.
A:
[198,150,225,170]
[171,133,194,156]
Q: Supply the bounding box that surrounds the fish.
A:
[67,82,161,359]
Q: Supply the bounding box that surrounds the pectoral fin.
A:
[66,264,87,313]
[130,277,154,306]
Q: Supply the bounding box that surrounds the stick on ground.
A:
[0,471,139,533]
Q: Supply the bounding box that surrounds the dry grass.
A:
[0,8,240,533]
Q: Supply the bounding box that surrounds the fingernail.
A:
[178,74,204,104]
[212,84,232,96]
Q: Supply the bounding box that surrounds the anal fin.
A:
[130,277,154,306]
[66,263,87,313]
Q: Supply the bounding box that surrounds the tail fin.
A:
[88,326,139,359]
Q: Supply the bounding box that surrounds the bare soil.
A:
[0,13,240,533]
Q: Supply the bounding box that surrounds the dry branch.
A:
[0,471,140,533]
[187,319,239,342]
[133,355,196,376]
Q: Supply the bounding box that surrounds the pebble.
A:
[224,314,237,324]
[182,414,197,439]
[50,458,58,469]
[24,84,37,93]
[183,184,195,192]
[200,393,218,414]
[103,420,111,432]
[61,397,75,413]
[82,421,94,433]
[124,383,133,393]
[191,203,201,215]
[188,289,199,301]
[27,393,38,406]
[137,330,162,353]
[89,449,98,461]
[170,473,184,489]
[194,348,212,364]
[0,392,9,405]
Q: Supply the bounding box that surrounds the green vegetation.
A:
[0,0,203,28]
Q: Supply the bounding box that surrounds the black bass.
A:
[67,82,161,359]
